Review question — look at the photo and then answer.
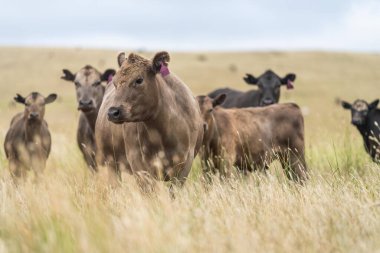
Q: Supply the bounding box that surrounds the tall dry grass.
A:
[0,48,379,252]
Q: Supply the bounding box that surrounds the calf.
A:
[341,99,380,162]
[97,51,204,183]
[4,92,57,180]
[208,70,296,108]
[196,94,308,183]
[61,65,115,171]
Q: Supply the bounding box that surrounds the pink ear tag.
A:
[287,79,294,90]
[108,74,113,84]
[160,62,170,77]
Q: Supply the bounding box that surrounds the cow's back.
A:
[221,103,304,153]
[208,87,260,108]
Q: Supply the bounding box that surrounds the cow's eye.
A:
[74,81,81,87]
[135,78,144,85]
[92,81,101,86]
[208,108,213,113]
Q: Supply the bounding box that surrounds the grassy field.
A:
[0,47,379,252]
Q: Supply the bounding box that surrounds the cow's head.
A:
[196,94,226,142]
[243,70,296,106]
[341,99,379,126]
[14,92,57,123]
[107,51,170,124]
[61,65,115,113]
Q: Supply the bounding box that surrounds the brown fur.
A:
[197,94,308,183]
[95,83,130,179]
[4,92,57,180]
[61,65,115,172]
[96,52,203,183]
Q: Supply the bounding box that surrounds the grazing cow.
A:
[208,70,296,108]
[4,92,57,180]
[341,99,380,162]
[61,65,115,171]
[97,51,203,183]
[196,94,308,183]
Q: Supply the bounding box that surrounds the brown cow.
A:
[61,65,115,171]
[96,51,203,183]
[4,92,57,180]
[196,94,308,183]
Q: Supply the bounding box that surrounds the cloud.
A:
[0,0,379,51]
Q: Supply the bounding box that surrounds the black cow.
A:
[341,99,380,162]
[208,70,296,108]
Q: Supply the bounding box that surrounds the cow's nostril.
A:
[108,107,120,119]
[79,100,93,106]
[263,98,274,105]
[29,112,39,118]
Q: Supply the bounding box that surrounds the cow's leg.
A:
[9,160,23,183]
[30,154,46,180]
[280,148,308,184]
[79,144,98,172]
[174,153,195,186]
[212,145,235,178]
[105,155,122,186]
[220,152,235,178]
[201,148,214,176]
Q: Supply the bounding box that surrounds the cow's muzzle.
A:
[28,112,40,121]
[351,118,364,126]
[78,100,95,112]
[261,98,275,106]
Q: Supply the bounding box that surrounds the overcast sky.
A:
[0,0,379,51]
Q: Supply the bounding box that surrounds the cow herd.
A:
[3,51,380,185]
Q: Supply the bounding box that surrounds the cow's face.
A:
[61,66,115,113]
[342,99,379,126]
[243,70,296,106]
[108,52,170,124]
[14,92,57,123]
[196,94,226,140]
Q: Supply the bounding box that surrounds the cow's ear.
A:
[243,74,258,85]
[152,51,170,73]
[368,99,379,111]
[117,52,126,67]
[61,69,75,81]
[14,94,26,104]
[341,100,352,110]
[45,94,57,104]
[212,94,227,107]
[281,73,296,84]
[101,69,116,82]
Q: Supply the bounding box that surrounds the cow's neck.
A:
[82,109,98,132]
[276,89,281,103]
[143,75,185,141]
[202,116,216,147]
[248,90,261,107]
[206,114,222,157]
[24,120,42,143]
[144,80,172,136]
[356,122,371,149]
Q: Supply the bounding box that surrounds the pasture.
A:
[0,47,380,252]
